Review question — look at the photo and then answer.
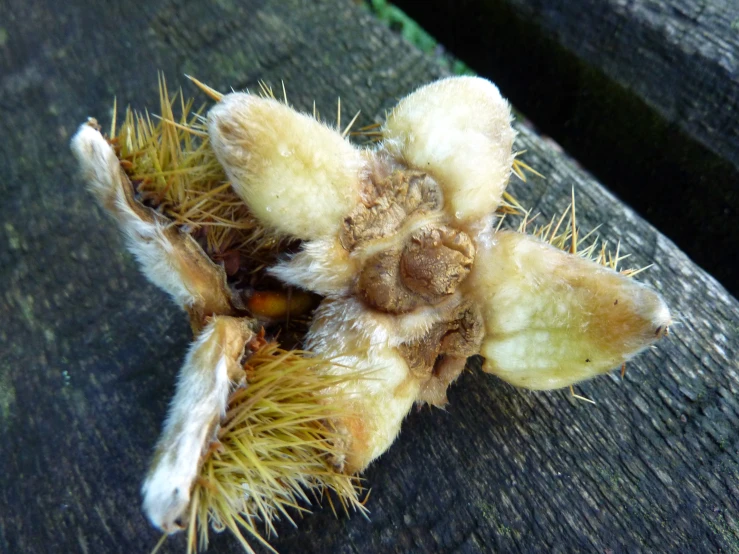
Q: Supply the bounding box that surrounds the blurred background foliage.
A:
[361,0,475,76]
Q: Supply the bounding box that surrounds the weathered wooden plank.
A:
[390,0,739,298]
[0,0,737,553]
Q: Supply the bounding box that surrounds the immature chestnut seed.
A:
[72,75,670,552]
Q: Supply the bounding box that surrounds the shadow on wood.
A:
[391,0,739,298]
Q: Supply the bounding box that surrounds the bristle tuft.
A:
[519,191,646,275]
[189,342,367,553]
[112,78,287,272]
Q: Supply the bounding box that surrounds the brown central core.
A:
[356,224,475,314]
[398,302,484,406]
[341,166,483,405]
[343,168,475,314]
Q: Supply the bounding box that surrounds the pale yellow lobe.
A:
[381,76,515,225]
[465,231,671,390]
[208,93,365,240]
[306,297,421,473]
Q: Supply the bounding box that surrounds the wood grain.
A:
[0,0,737,552]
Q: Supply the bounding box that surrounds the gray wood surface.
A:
[390,0,739,298]
[0,0,737,552]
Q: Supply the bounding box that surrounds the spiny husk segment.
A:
[188,342,367,554]
[112,76,288,274]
